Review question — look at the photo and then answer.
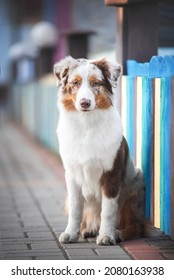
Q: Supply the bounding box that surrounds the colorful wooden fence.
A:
[11,80,59,153]
[121,56,174,238]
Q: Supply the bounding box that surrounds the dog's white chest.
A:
[58,109,122,162]
[57,108,123,200]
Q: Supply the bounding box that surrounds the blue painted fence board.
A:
[163,77,171,234]
[141,77,152,218]
[127,56,174,77]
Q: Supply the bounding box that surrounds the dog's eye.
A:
[92,81,102,87]
[72,80,80,87]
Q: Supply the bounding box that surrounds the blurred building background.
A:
[0,0,117,85]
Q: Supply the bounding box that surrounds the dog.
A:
[54,56,145,245]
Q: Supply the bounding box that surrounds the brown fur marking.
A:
[95,93,112,109]
[100,137,129,198]
[62,93,76,111]
[71,75,82,87]
[91,59,113,94]
[62,67,69,78]
[89,75,105,89]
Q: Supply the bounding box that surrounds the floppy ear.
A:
[107,61,122,85]
[92,58,122,89]
[53,56,78,86]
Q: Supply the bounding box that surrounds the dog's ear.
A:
[107,60,122,85]
[54,56,78,86]
[92,58,122,89]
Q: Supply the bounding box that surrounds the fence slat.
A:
[142,77,152,218]
[160,78,165,231]
[163,77,171,235]
[135,77,143,169]
[170,78,174,239]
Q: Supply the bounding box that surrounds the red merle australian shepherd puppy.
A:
[54,56,145,245]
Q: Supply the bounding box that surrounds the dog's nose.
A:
[80,98,91,109]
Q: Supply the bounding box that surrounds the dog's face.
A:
[54,56,121,112]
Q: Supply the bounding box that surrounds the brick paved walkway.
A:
[0,119,174,260]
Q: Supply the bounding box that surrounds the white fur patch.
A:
[57,108,123,171]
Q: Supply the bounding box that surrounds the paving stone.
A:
[37,256,66,260]
[96,246,129,256]
[66,248,97,255]
[0,222,22,229]
[0,231,25,238]
[1,238,30,244]
[64,243,100,249]
[27,231,53,238]
[71,255,131,260]
[131,252,165,260]
[0,243,28,251]
[31,241,59,250]
[3,256,33,260]
[3,251,66,259]
[148,239,174,248]
[23,226,50,232]
[163,252,174,260]
[66,248,97,260]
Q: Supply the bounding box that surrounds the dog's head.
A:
[54,56,121,112]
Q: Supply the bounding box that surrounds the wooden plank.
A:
[121,76,127,139]
[135,77,142,169]
[163,77,171,235]
[121,76,135,160]
[170,77,174,240]
[150,79,155,225]
[154,78,161,229]
[134,77,138,166]
[160,78,165,231]
[126,76,135,159]
[141,77,152,218]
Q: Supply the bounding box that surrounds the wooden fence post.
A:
[105,0,160,74]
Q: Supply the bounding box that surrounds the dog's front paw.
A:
[59,232,79,243]
[96,234,116,245]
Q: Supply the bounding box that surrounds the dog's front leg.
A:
[96,195,118,245]
[59,171,83,243]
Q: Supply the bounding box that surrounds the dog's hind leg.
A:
[80,200,101,238]
[116,192,144,242]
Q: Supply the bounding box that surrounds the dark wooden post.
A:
[36,46,55,77]
[61,30,95,59]
[105,0,160,73]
